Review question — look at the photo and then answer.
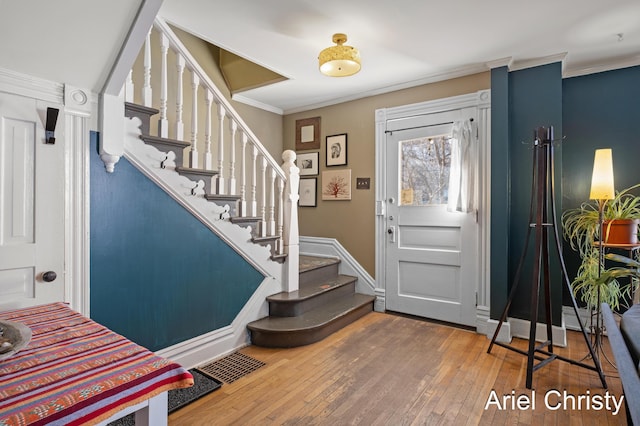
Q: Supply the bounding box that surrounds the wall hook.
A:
[45,107,59,144]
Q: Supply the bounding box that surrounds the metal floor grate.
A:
[198,352,265,384]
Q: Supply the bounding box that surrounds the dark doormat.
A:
[107,368,222,425]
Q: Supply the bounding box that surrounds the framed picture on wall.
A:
[295,117,321,151]
[297,152,319,176]
[299,178,317,207]
[326,133,347,166]
[322,169,351,200]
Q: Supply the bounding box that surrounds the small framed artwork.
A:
[297,152,319,176]
[295,117,321,151]
[322,169,351,200]
[326,133,347,166]
[299,178,317,207]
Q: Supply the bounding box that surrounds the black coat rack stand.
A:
[487,126,607,390]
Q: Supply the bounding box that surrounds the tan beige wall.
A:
[172,27,284,159]
[284,73,491,277]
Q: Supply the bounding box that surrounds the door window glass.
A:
[400,135,451,206]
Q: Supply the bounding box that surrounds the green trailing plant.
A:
[561,184,640,311]
[570,250,637,311]
[562,183,640,259]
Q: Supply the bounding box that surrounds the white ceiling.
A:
[0,1,637,114]
[160,0,640,114]
[0,0,145,93]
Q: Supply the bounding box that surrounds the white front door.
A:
[384,110,479,327]
[0,92,65,310]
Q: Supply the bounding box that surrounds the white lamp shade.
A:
[589,148,615,200]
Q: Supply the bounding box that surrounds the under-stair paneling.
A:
[89,132,264,351]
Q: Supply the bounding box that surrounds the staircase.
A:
[124,101,288,263]
[119,18,375,351]
[247,255,376,347]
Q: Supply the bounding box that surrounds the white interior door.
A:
[0,92,65,310]
[385,110,478,327]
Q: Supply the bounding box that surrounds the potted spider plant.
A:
[562,183,640,310]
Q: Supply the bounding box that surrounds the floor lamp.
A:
[589,148,615,367]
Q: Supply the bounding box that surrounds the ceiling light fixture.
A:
[318,33,361,77]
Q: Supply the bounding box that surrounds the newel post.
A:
[282,150,300,292]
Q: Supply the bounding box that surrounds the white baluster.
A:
[175,54,185,141]
[259,156,267,237]
[158,33,169,138]
[189,70,199,168]
[251,145,258,217]
[142,29,152,107]
[204,89,213,170]
[125,70,134,103]
[239,133,248,217]
[267,167,276,236]
[216,104,226,194]
[277,177,285,255]
[282,150,300,292]
[228,120,238,195]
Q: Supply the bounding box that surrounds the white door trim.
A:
[64,85,97,316]
[0,67,95,316]
[375,90,491,329]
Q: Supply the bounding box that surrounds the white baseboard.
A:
[475,305,491,336]
[562,305,592,332]
[508,315,567,347]
[485,319,512,343]
[156,276,280,369]
[484,312,567,347]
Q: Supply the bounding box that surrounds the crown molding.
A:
[485,57,513,69]
[232,93,283,115]
[509,52,568,72]
[283,63,490,115]
[0,67,64,104]
[563,55,640,78]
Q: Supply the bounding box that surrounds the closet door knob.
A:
[42,271,57,282]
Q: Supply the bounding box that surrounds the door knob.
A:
[42,271,57,282]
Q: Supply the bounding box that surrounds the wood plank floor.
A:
[169,312,626,425]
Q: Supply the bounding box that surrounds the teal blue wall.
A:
[90,132,264,351]
[490,63,564,325]
[490,66,510,320]
[561,65,640,302]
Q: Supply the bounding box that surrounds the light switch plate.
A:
[356,178,370,190]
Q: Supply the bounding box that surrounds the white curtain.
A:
[447,120,475,213]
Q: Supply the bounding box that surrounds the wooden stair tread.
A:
[299,255,340,273]
[140,134,190,149]
[124,102,159,116]
[175,166,218,177]
[247,293,375,333]
[229,216,261,224]
[270,253,288,263]
[253,236,279,243]
[267,275,357,303]
[205,194,242,201]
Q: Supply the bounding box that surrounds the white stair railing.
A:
[123,17,298,291]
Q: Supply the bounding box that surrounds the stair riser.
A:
[269,281,356,317]
[124,103,157,136]
[143,140,186,166]
[249,300,373,348]
[176,172,215,194]
[299,263,339,287]
[208,198,239,217]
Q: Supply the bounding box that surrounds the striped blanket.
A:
[0,303,193,426]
